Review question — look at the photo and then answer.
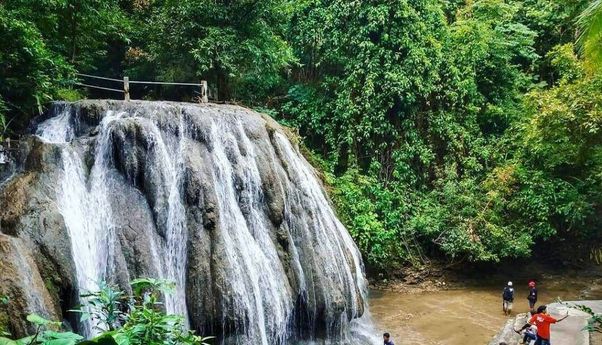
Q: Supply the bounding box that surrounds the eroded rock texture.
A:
[0,101,374,344]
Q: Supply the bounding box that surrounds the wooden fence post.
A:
[123,76,130,101]
[200,80,208,103]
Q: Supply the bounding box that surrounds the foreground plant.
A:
[0,313,83,345]
[1,279,213,345]
[76,278,213,345]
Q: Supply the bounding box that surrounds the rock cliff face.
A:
[0,100,376,344]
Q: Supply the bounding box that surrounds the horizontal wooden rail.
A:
[129,80,202,86]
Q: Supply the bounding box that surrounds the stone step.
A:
[547,301,593,345]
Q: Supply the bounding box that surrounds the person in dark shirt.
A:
[502,281,515,315]
[515,324,537,345]
[383,332,395,345]
[528,281,538,314]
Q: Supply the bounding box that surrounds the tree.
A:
[480,46,602,260]
[125,0,295,101]
[285,0,448,175]
[283,0,542,267]
[2,0,130,71]
[0,5,74,132]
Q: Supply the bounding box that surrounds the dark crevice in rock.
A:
[2,100,371,344]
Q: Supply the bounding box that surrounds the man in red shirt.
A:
[518,305,569,345]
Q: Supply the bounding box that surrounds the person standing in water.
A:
[502,281,515,315]
[527,281,538,314]
[383,332,395,345]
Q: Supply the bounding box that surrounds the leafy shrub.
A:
[0,313,83,345]
[0,5,74,132]
[1,280,212,345]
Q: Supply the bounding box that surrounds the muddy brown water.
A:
[368,276,602,345]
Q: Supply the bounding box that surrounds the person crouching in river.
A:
[527,281,538,314]
[383,332,394,345]
[502,281,514,315]
[517,305,569,345]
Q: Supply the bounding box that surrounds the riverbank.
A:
[369,261,602,294]
[368,263,602,345]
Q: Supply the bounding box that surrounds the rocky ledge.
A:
[489,301,602,345]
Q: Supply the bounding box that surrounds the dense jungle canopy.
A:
[1,0,601,272]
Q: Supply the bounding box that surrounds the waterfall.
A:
[34,100,378,344]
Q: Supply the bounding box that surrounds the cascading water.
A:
[37,106,191,330]
[37,109,124,334]
[33,100,378,344]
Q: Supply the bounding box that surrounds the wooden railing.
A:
[75,73,211,102]
[0,138,20,165]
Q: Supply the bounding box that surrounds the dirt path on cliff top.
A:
[368,271,602,345]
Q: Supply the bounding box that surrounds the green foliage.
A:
[0,0,128,134]
[448,0,537,133]
[514,67,602,238]
[547,44,585,82]
[282,0,541,268]
[2,0,130,70]
[74,280,212,345]
[0,4,74,131]
[0,99,7,141]
[78,334,118,345]
[0,313,83,345]
[1,0,600,271]
[4,280,212,345]
[111,279,212,345]
[330,168,407,268]
[74,282,126,332]
[0,296,10,337]
[285,0,448,164]
[56,89,84,103]
[126,0,295,101]
[577,0,602,73]
[129,278,175,300]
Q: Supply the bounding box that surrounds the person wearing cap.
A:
[517,305,569,345]
[502,281,515,315]
[527,281,538,314]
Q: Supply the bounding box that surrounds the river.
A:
[368,273,602,345]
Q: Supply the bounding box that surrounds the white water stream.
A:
[37,107,190,331]
[35,101,378,344]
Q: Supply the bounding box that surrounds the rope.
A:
[75,83,123,93]
[129,80,201,86]
[75,73,203,93]
[76,73,122,83]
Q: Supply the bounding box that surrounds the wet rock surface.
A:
[0,100,374,344]
[0,138,78,335]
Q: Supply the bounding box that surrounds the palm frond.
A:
[577,0,602,73]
